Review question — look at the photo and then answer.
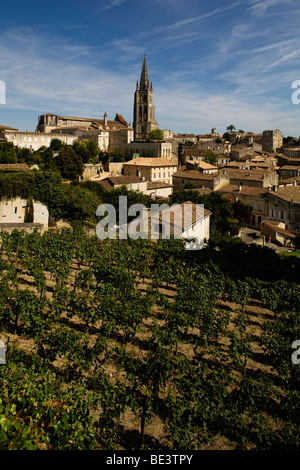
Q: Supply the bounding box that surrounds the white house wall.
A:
[0,198,49,227]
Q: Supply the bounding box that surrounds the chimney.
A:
[238,184,242,192]
[104,112,108,126]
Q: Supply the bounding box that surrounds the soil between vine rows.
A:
[1,259,282,451]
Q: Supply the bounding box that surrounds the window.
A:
[15,207,17,214]
[153,173,156,179]
[258,203,262,211]
[280,211,285,219]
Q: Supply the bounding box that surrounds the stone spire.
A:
[133,55,158,140]
[140,55,150,88]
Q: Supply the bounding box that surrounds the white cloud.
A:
[87,0,127,18]
[139,1,242,38]
[1,22,299,137]
[262,49,300,72]
[248,0,293,16]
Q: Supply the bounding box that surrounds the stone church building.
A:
[133,55,158,141]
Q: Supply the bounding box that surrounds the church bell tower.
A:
[133,55,158,141]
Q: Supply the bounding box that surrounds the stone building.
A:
[146,181,173,198]
[219,184,268,229]
[261,220,296,246]
[266,183,300,234]
[185,161,218,174]
[96,175,148,193]
[172,169,230,191]
[3,129,76,152]
[123,157,177,185]
[222,168,278,189]
[277,165,300,181]
[0,197,49,231]
[262,129,283,153]
[133,56,158,141]
[122,141,174,159]
[151,201,211,250]
[36,112,133,152]
[283,147,300,158]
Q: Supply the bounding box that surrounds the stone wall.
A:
[0,223,45,233]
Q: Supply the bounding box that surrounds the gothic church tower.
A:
[133,55,158,141]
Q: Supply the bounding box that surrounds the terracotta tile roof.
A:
[153,201,211,230]
[184,187,212,195]
[219,184,268,196]
[221,168,274,181]
[173,170,216,180]
[261,220,296,238]
[0,125,19,131]
[107,175,144,185]
[279,165,300,170]
[94,179,112,190]
[147,181,173,189]
[197,161,218,170]
[124,157,177,167]
[269,185,300,204]
[222,193,236,203]
[96,176,144,187]
[278,176,300,185]
[45,113,130,129]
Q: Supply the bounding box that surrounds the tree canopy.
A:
[147,129,164,141]
[55,146,84,180]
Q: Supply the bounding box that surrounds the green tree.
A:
[55,146,84,180]
[41,147,56,171]
[0,142,17,164]
[147,129,164,141]
[25,196,34,223]
[50,138,64,151]
[73,140,99,164]
[226,125,236,132]
[203,150,218,166]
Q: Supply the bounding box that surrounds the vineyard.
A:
[0,228,299,450]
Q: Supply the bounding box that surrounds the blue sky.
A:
[0,0,300,136]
